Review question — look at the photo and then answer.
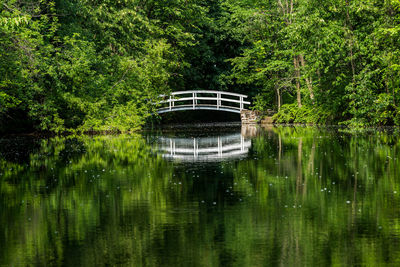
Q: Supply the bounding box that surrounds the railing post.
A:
[169,95,172,110]
[217,93,221,109]
[193,92,196,110]
[240,96,243,110]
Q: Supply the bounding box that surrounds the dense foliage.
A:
[222,0,400,126]
[0,0,209,133]
[1,0,400,133]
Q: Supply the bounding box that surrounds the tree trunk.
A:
[294,56,302,108]
[276,87,281,110]
[393,85,396,107]
[278,0,301,107]
[345,0,356,86]
[299,54,314,101]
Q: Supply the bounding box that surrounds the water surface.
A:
[0,125,399,266]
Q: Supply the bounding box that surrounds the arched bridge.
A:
[156,90,250,114]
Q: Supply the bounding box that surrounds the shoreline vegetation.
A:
[1,0,400,134]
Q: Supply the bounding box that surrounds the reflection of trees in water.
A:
[0,135,175,266]
[0,137,42,164]
[235,126,400,266]
[0,129,399,266]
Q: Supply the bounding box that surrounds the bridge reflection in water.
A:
[156,133,252,162]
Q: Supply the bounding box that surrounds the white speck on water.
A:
[346,200,351,204]
[213,202,216,205]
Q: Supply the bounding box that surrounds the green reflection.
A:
[0,127,399,266]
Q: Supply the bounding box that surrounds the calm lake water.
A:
[0,124,399,266]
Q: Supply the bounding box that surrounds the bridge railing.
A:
[158,90,250,112]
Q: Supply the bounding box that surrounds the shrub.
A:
[272,104,333,124]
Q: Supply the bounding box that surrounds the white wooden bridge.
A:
[155,133,251,162]
[156,90,250,114]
